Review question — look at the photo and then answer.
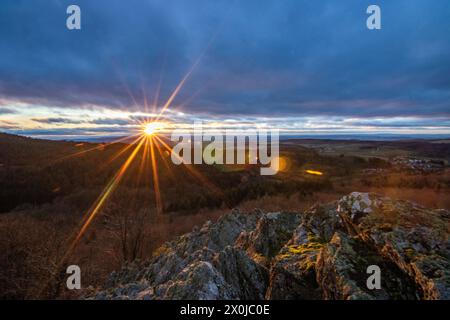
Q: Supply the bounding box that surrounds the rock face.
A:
[91,193,450,300]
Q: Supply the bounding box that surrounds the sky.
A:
[0,0,449,140]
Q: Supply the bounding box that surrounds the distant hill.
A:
[287,138,450,162]
[0,132,89,166]
[0,132,129,212]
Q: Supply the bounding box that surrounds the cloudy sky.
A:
[0,0,449,139]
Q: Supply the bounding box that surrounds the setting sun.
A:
[143,122,164,136]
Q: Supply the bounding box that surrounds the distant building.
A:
[391,157,445,172]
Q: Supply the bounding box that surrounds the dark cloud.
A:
[0,107,17,114]
[9,126,132,137]
[32,117,84,124]
[88,118,131,125]
[32,117,134,126]
[0,0,449,121]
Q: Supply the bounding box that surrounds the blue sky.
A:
[0,0,449,139]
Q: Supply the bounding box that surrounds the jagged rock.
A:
[266,204,338,299]
[157,261,237,299]
[316,232,375,300]
[236,212,300,265]
[265,242,322,299]
[316,232,419,300]
[213,246,268,299]
[337,192,449,299]
[91,193,450,300]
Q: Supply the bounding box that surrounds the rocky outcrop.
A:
[91,192,450,300]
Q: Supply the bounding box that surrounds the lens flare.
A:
[305,169,323,176]
[143,122,164,136]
